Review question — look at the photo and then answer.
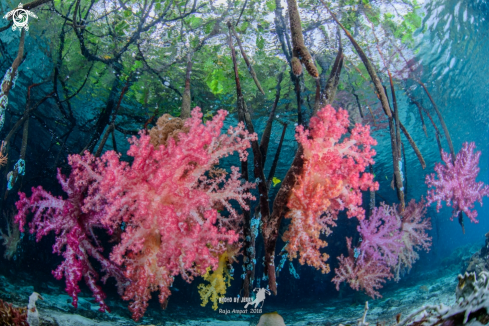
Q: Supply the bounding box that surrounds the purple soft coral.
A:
[425,142,489,223]
[357,203,403,267]
[15,153,127,312]
[333,199,431,298]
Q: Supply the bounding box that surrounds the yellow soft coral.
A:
[198,251,233,310]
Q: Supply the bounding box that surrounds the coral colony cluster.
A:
[16,108,256,320]
[13,106,489,320]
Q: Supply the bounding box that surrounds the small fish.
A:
[272,177,281,187]
[170,287,179,292]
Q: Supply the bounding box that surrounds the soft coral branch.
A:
[395,198,432,281]
[85,107,256,320]
[15,108,256,321]
[15,155,127,312]
[333,199,431,297]
[357,203,403,267]
[332,237,392,299]
[284,105,378,273]
[425,142,489,223]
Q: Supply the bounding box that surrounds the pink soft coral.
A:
[395,198,432,281]
[425,142,489,223]
[14,154,127,312]
[81,107,256,320]
[283,105,378,273]
[15,107,255,321]
[332,237,392,299]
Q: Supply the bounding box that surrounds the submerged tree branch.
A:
[228,25,270,298]
[267,121,287,190]
[230,24,265,95]
[316,37,343,113]
[408,96,428,138]
[417,80,455,160]
[287,0,318,78]
[180,52,193,119]
[260,69,284,167]
[388,74,405,210]
[264,144,304,295]
[399,122,426,169]
[320,0,392,118]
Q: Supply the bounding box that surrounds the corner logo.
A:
[4,3,38,32]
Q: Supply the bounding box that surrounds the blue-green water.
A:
[0,0,489,325]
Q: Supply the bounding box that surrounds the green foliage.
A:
[204,21,216,34]
[27,0,424,144]
[187,16,204,29]
[381,9,422,45]
[365,7,381,26]
[341,9,359,32]
[265,0,276,11]
[206,69,226,95]
[256,34,265,50]
[131,60,143,72]
[236,21,249,33]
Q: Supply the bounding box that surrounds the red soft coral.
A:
[83,107,256,320]
[425,142,489,223]
[284,105,378,273]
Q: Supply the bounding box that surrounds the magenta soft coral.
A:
[425,142,489,223]
[15,153,127,312]
[85,107,256,320]
[283,105,378,273]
